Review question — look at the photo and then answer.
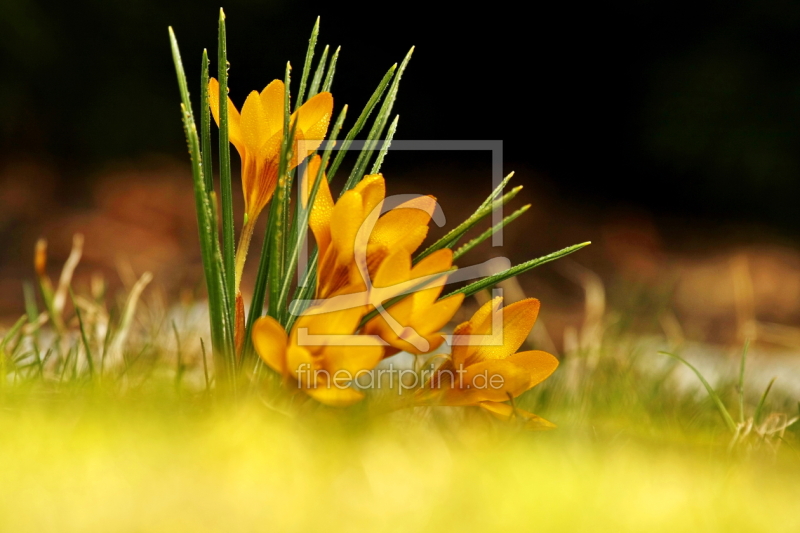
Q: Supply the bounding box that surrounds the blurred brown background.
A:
[3,0,800,350]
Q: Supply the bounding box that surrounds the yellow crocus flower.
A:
[301,156,437,300]
[361,248,464,356]
[208,78,333,290]
[419,297,558,427]
[252,303,384,407]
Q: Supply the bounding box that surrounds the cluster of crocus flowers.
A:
[417,297,559,429]
[253,301,383,406]
[301,155,442,300]
[208,78,333,291]
[250,158,560,426]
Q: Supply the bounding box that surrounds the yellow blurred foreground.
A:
[0,396,797,533]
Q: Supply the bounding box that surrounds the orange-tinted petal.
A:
[441,359,531,406]
[372,249,412,290]
[304,384,365,407]
[240,90,269,154]
[259,79,285,138]
[412,293,464,334]
[323,342,384,376]
[208,78,245,156]
[301,155,333,258]
[409,249,454,308]
[451,297,502,366]
[292,91,333,156]
[252,316,288,375]
[506,350,559,389]
[464,298,541,364]
[330,189,365,264]
[369,195,436,255]
[353,174,386,217]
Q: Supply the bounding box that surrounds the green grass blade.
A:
[200,49,213,193]
[341,47,413,194]
[738,339,750,425]
[416,182,522,263]
[754,376,776,425]
[217,9,236,308]
[479,171,516,210]
[169,26,234,387]
[276,105,348,325]
[370,114,398,174]
[266,63,295,320]
[327,64,396,181]
[658,350,738,433]
[71,291,94,378]
[453,204,531,261]
[307,44,329,100]
[285,250,317,332]
[295,17,319,110]
[443,242,591,299]
[0,316,26,355]
[321,46,340,93]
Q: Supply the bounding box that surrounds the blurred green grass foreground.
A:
[0,388,797,532]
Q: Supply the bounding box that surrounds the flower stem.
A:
[235,216,257,293]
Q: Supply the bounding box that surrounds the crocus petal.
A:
[412,293,464,335]
[323,343,384,376]
[372,249,412,289]
[286,344,316,384]
[451,297,503,366]
[330,189,365,264]
[292,303,365,347]
[208,78,245,155]
[479,401,557,430]
[409,249,454,308]
[441,359,531,406]
[304,384,365,407]
[240,90,270,154]
[292,91,333,156]
[302,155,333,258]
[369,195,437,256]
[463,298,541,364]
[353,174,386,218]
[252,316,289,375]
[505,350,559,389]
[259,79,285,138]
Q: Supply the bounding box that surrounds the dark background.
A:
[3,0,800,231]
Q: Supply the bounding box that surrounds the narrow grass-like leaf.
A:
[659,350,738,433]
[321,46,340,93]
[755,376,776,425]
[307,44,329,100]
[200,338,211,391]
[169,26,235,388]
[295,17,319,110]
[416,183,522,263]
[71,291,94,378]
[738,339,750,425]
[327,64,396,181]
[266,63,295,320]
[200,49,213,193]
[217,9,236,307]
[443,242,591,299]
[0,316,26,355]
[286,251,318,332]
[341,47,414,194]
[453,204,531,261]
[371,114,399,174]
[276,105,348,325]
[172,321,184,389]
